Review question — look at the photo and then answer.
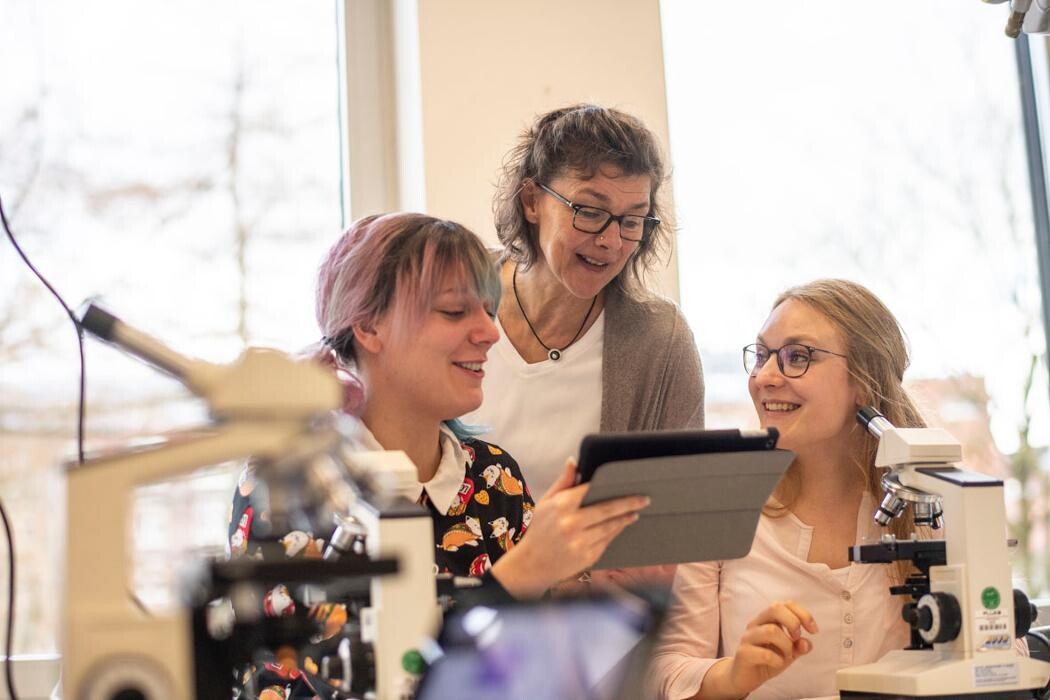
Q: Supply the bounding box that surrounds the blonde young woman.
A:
[651,279,931,700]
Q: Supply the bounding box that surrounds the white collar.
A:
[356,422,467,515]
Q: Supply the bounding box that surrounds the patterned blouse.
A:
[225,427,535,698]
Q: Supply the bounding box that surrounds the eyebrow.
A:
[435,287,490,305]
[574,187,650,213]
[756,334,826,346]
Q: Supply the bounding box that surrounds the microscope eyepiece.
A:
[857,406,882,425]
[77,301,119,341]
[857,406,894,439]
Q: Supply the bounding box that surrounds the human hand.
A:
[491,458,650,598]
[715,601,818,698]
[590,564,677,591]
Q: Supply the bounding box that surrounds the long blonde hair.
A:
[765,279,928,581]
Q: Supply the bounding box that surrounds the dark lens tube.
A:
[75,301,194,383]
[857,406,894,438]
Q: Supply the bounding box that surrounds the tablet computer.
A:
[576,428,780,484]
[416,590,665,700]
[575,428,793,569]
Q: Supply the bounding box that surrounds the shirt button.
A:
[840,590,852,601]
[843,638,854,648]
[844,613,854,624]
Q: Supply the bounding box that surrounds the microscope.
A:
[65,303,438,700]
[983,0,1050,37]
[836,407,1050,698]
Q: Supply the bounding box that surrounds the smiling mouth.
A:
[578,254,609,268]
[453,361,483,374]
[763,401,800,413]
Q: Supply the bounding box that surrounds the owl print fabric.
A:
[227,437,534,578]
[429,439,534,577]
[225,436,534,698]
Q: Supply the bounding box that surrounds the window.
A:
[663,1,1050,591]
[0,0,343,651]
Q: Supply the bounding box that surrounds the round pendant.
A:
[548,348,562,361]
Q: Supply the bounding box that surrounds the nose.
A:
[470,308,499,347]
[595,221,625,250]
[751,352,786,385]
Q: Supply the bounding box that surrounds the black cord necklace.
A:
[512,266,597,361]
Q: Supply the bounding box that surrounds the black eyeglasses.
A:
[742,342,848,378]
[538,183,659,243]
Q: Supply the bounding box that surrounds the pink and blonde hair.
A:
[313,213,500,414]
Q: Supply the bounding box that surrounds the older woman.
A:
[465,104,705,495]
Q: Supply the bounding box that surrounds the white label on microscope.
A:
[974,611,1012,649]
[973,662,1019,688]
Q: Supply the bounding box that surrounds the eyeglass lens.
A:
[573,207,648,241]
[743,344,812,378]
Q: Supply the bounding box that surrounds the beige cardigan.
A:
[600,287,706,432]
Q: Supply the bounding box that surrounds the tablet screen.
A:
[416,594,662,700]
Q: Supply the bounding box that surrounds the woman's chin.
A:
[448,394,483,421]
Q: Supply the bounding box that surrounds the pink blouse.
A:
[649,496,910,700]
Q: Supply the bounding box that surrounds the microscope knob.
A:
[902,602,932,632]
[1014,588,1038,638]
[915,592,962,644]
[77,654,174,700]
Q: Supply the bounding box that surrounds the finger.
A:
[551,482,589,509]
[768,600,818,637]
[541,457,579,501]
[738,644,787,673]
[793,638,812,656]
[782,600,819,634]
[742,624,794,660]
[577,493,651,527]
[574,514,640,567]
[580,512,640,548]
[750,601,811,639]
[591,569,626,586]
[606,564,676,586]
[746,603,792,632]
[588,572,629,593]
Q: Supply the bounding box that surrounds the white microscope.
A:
[836,407,1050,698]
[983,0,1050,37]
[66,303,438,700]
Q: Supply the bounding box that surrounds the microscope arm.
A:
[78,302,222,395]
[77,302,341,419]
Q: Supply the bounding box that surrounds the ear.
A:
[520,180,540,225]
[851,381,867,409]
[352,321,383,355]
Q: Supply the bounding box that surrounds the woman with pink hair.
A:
[233,212,646,589]
[227,213,648,697]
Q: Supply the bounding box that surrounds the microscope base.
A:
[841,691,1037,699]
[837,649,1049,698]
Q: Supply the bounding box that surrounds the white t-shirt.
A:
[463,312,604,495]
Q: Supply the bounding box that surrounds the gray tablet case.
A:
[581,450,794,570]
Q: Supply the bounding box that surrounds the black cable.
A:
[0,194,85,463]
[1,192,88,700]
[0,500,15,700]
